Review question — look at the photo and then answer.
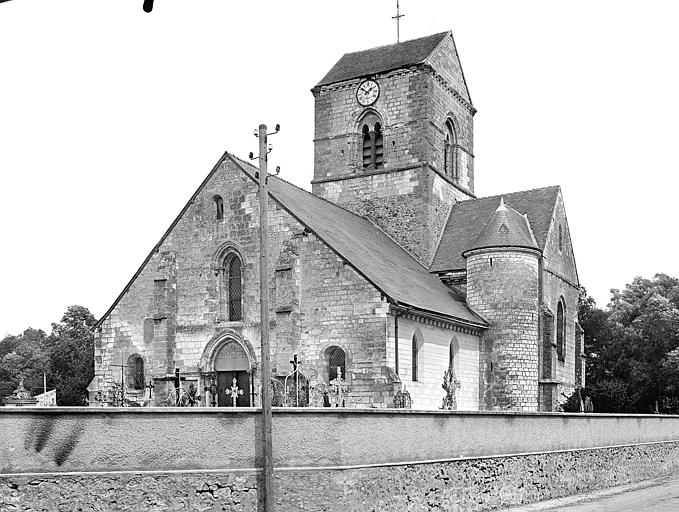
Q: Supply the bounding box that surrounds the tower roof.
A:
[317,31,451,86]
[462,197,539,257]
[431,186,559,271]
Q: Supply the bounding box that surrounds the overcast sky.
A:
[1,0,678,336]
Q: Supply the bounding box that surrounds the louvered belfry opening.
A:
[360,113,384,170]
[225,254,242,321]
[373,122,383,168]
[327,346,346,381]
[362,124,372,167]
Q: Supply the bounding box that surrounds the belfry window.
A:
[224,253,242,321]
[444,120,457,179]
[214,195,224,220]
[360,112,384,170]
[556,299,566,361]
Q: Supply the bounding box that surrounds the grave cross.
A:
[109,355,130,401]
[225,377,244,407]
[145,379,155,400]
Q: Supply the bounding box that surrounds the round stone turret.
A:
[463,197,541,411]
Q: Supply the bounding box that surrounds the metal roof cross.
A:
[392,0,405,43]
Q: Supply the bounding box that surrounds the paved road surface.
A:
[505,476,679,511]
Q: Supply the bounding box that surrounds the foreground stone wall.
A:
[3,409,679,511]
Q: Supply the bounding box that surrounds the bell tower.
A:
[311,31,476,265]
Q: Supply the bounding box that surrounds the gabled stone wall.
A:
[94,158,395,407]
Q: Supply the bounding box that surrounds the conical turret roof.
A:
[462,197,539,257]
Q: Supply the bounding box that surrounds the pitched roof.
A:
[317,32,450,86]
[228,155,487,328]
[431,186,560,272]
[463,197,539,256]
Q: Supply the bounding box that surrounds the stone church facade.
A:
[90,31,582,411]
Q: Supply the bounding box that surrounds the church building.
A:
[90,31,582,411]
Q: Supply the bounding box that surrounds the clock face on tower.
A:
[356,79,380,106]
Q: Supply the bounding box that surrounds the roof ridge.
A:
[341,31,450,57]
[459,185,560,205]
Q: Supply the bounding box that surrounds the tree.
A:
[46,305,96,406]
[0,328,47,399]
[580,275,679,413]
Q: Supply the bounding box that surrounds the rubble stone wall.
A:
[466,249,540,411]
[3,409,679,511]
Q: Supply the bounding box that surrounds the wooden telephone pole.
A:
[256,123,275,511]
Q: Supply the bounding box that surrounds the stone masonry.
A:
[466,249,540,411]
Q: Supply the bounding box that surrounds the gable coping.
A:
[95,151,487,331]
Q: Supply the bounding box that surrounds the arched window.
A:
[411,334,421,382]
[558,225,563,251]
[359,112,384,170]
[362,124,372,167]
[444,119,457,179]
[214,195,224,220]
[449,337,459,372]
[326,346,346,382]
[224,253,242,321]
[374,122,384,168]
[557,299,566,361]
[127,354,145,390]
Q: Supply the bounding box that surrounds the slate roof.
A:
[431,186,560,272]
[317,32,450,86]
[229,154,487,328]
[463,198,539,257]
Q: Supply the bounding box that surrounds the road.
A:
[505,476,679,511]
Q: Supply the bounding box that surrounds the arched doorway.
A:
[214,340,251,406]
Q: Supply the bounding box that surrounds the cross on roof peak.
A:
[392,0,405,43]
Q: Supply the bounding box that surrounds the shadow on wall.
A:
[22,416,84,467]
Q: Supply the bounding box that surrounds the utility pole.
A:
[252,122,279,511]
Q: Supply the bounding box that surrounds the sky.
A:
[1,0,678,336]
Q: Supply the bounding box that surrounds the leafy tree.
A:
[0,328,47,399]
[46,305,96,406]
[580,275,679,413]
[0,306,95,406]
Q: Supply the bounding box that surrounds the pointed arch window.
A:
[444,119,457,179]
[360,112,384,170]
[224,253,243,321]
[557,299,566,361]
[214,195,224,220]
[127,354,145,390]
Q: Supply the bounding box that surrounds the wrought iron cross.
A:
[392,0,405,43]
[145,379,155,400]
[225,377,244,407]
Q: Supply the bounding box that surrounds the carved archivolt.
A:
[200,329,257,371]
